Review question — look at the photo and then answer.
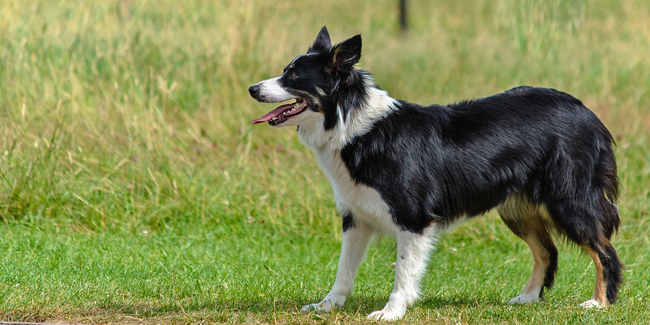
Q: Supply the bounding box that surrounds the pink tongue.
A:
[252,103,295,124]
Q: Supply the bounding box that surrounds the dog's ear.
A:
[330,34,361,72]
[309,26,331,53]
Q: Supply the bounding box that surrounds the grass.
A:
[1,0,649,323]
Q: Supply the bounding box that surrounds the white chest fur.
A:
[314,149,396,233]
[296,82,400,233]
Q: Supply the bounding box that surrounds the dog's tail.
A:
[595,127,620,239]
[593,126,623,305]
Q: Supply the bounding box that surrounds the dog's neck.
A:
[298,75,398,152]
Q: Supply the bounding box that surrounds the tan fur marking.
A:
[521,237,550,295]
[584,246,609,306]
[498,194,550,235]
[332,47,340,64]
[498,194,556,303]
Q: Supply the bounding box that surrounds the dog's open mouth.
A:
[252,98,309,126]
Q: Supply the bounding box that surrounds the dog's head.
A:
[249,26,364,130]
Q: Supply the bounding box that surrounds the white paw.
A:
[301,296,345,313]
[579,299,604,308]
[507,293,541,305]
[367,306,406,321]
[300,300,332,313]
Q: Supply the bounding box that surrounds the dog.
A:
[249,26,623,320]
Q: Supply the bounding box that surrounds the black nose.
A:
[248,84,260,97]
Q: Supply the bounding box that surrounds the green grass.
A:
[1,0,649,323]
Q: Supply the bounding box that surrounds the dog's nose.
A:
[248,84,260,97]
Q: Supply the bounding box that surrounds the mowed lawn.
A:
[1,0,649,324]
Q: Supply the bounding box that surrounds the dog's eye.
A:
[290,72,299,80]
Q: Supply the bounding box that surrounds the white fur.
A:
[314,149,398,233]
[251,77,294,102]
[298,77,399,151]
[580,299,604,308]
[367,225,439,320]
[301,221,374,313]
[508,292,541,304]
[299,84,400,233]
[276,109,322,128]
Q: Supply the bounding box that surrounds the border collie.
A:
[249,27,622,320]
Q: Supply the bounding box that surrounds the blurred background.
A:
[2,0,648,230]
[0,0,648,323]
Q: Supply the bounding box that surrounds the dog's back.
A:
[342,86,618,230]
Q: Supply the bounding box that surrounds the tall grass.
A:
[1,0,649,323]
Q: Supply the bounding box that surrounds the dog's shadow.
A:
[101,294,504,318]
[240,294,502,312]
[418,296,504,308]
[325,294,504,314]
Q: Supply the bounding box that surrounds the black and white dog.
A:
[249,27,622,320]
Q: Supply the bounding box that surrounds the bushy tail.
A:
[594,130,623,304]
[596,132,620,239]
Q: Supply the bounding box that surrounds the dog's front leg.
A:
[367,226,438,321]
[301,215,373,313]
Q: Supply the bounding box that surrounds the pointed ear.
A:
[330,34,362,71]
[309,26,331,53]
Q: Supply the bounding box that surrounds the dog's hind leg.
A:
[301,214,374,313]
[579,238,623,308]
[541,197,623,307]
[498,196,558,304]
[367,224,439,321]
[506,233,557,304]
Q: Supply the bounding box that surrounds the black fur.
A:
[342,212,355,232]
[541,241,559,299]
[601,244,624,303]
[340,87,619,235]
